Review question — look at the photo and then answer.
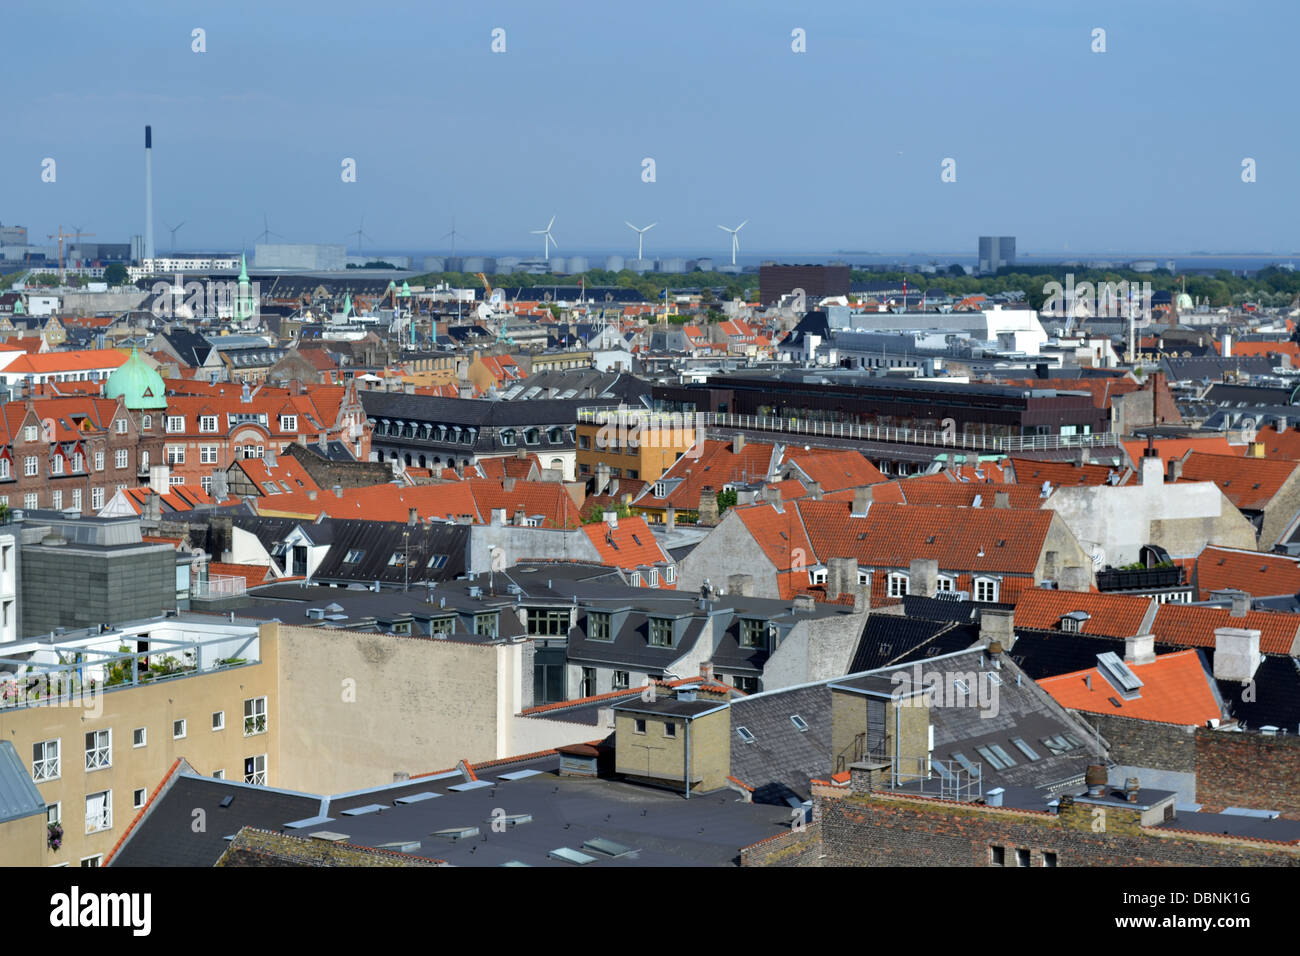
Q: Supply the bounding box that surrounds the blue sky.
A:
[3,0,1296,257]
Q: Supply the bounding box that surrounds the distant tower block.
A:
[144,125,155,261]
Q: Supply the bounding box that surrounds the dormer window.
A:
[280,415,297,432]
[935,575,955,592]
[739,618,768,649]
[474,612,499,637]
[654,482,667,498]
[888,572,909,597]
[648,617,673,647]
[974,577,999,603]
[166,416,184,433]
[199,415,218,432]
[588,611,612,641]
[141,415,152,430]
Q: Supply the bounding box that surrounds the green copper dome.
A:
[104,348,168,410]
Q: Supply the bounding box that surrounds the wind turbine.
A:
[255,213,282,244]
[441,216,465,257]
[625,221,657,260]
[164,221,186,255]
[531,215,558,260]
[349,215,373,256]
[718,220,748,266]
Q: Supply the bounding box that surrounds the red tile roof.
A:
[892,478,1045,509]
[1194,546,1300,600]
[1151,603,1300,656]
[784,449,885,491]
[582,516,671,573]
[1012,588,1155,637]
[1120,436,1236,470]
[1009,457,1131,487]
[1176,451,1299,511]
[1038,649,1223,725]
[208,562,275,587]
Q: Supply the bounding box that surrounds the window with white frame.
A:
[200,445,218,464]
[166,416,184,433]
[133,727,146,748]
[936,576,955,592]
[974,578,999,603]
[888,573,909,598]
[244,697,267,736]
[80,854,103,867]
[167,446,184,465]
[212,769,225,779]
[201,476,212,493]
[71,489,82,511]
[133,788,146,809]
[114,449,128,469]
[84,791,111,834]
[50,455,63,475]
[141,415,152,430]
[244,754,267,786]
[84,730,111,771]
[72,452,83,471]
[280,415,297,431]
[46,802,61,826]
[212,711,225,731]
[51,490,62,511]
[116,418,129,434]
[23,456,37,477]
[171,719,187,739]
[23,425,37,442]
[169,475,185,487]
[0,459,9,480]
[199,415,217,432]
[33,739,60,781]
[23,493,37,510]
[664,565,676,584]
[94,451,104,471]
[91,487,104,510]
[647,568,659,587]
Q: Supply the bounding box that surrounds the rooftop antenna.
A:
[531,215,558,260]
[717,220,748,266]
[624,221,657,260]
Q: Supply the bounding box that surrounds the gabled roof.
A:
[891,478,1045,509]
[1151,603,1300,656]
[1176,451,1299,511]
[582,517,671,573]
[782,449,884,491]
[1009,456,1131,488]
[1012,589,1156,638]
[1038,649,1224,726]
[1195,546,1300,599]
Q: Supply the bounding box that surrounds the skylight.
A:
[736,726,756,744]
[1011,737,1040,761]
[790,715,809,732]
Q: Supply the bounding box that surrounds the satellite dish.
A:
[1090,546,1106,571]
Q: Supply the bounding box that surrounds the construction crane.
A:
[46,227,95,284]
[476,272,493,299]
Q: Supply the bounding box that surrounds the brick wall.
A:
[740,822,822,867]
[1195,729,1300,815]
[815,793,1300,867]
[1089,713,1198,774]
[285,442,391,489]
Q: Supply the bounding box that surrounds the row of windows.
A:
[31,698,268,782]
[164,415,297,434]
[990,845,1057,867]
[884,573,1000,602]
[1,487,110,511]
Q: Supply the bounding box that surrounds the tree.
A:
[103,263,128,286]
[716,488,738,514]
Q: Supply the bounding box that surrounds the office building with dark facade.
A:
[653,372,1109,439]
[758,264,851,307]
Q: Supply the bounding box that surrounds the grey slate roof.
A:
[728,683,835,804]
[0,740,45,824]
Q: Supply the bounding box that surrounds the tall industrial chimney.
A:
[144,125,155,261]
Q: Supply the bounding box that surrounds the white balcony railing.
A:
[85,746,111,772]
[32,757,60,781]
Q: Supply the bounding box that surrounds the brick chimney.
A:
[827,557,858,601]
[1124,634,1156,666]
[993,491,1010,508]
[979,608,1016,650]
[851,486,872,517]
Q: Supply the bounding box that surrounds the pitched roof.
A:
[1,349,128,375]
[1176,451,1299,511]
[783,449,885,491]
[1012,589,1156,638]
[891,478,1045,509]
[1009,456,1130,488]
[582,516,671,572]
[1238,424,1300,461]
[1151,603,1300,656]
[1038,649,1223,726]
[1119,436,1237,471]
[1195,546,1300,600]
